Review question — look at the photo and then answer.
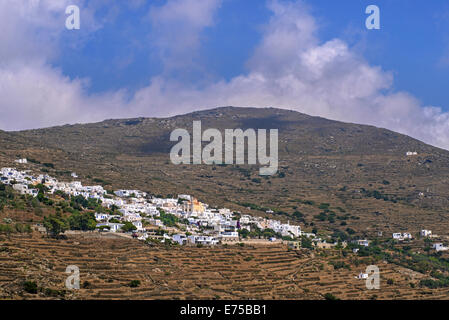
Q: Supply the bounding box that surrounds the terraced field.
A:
[0,231,448,300]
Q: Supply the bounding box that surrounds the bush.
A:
[14,223,32,233]
[301,236,313,249]
[293,211,304,219]
[329,261,349,270]
[0,224,14,234]
[23,281,38,294]
[318,203,330,210]
[324,293,338,300]
[129,280,141,288]
[346,228,356,235]
[43,288,65,297]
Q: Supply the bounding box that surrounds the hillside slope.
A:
[2,106,449,235]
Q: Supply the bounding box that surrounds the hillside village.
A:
[3,161,449,297]
[3,160,448,252]
[0,165,307,246]
[2,163,446,254]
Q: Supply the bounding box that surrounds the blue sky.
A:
[1,0,449,150]
[54,0,449,108]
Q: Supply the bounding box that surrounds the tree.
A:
[43,214,68,237]
[121,221,137,233]
[301,236,313,249]
[68,211,96,231]
[293,211,304,219]
[238,228,250,238]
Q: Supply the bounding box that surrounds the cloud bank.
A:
[1,0,449,150]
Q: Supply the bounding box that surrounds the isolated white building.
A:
[393,233,412,241]
[433,243,448,252]
[421,229,432,237]
[353,239,370,247]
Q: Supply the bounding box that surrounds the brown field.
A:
[0,231,447,300]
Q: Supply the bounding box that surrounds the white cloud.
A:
[148,0,222,72]
[0,62,128,130]
[0,0,100,64]
[128,0,449,150]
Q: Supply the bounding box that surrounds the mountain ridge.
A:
[1,106,449,235]
[10,106,445,157]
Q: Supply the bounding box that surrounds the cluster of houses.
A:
[391,230,436,241]
[0,166,305,246]
[2,164,446,251]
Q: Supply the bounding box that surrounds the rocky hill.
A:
[1,106,449,235]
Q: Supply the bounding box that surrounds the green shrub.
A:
[129,280,141,288]
[23,281,38,294]
[324,293,338,300]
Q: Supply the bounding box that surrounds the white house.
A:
[393,233,412,241]
[96,222,124,232]
[406,151,418,156]
[132,220,143,231]
[187,235,219,246]
[219,231,239,243]
[12,184,38,197]
[353,239,370,247]
[173,234,188,245]
[433,243,448,252]
[95,213,110,221]
[393,233,401,239]
[421,230,432,237]
[403,233,412,240]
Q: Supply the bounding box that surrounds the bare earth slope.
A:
[1,232,445,300]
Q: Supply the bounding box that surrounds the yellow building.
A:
[183,197,205,214]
